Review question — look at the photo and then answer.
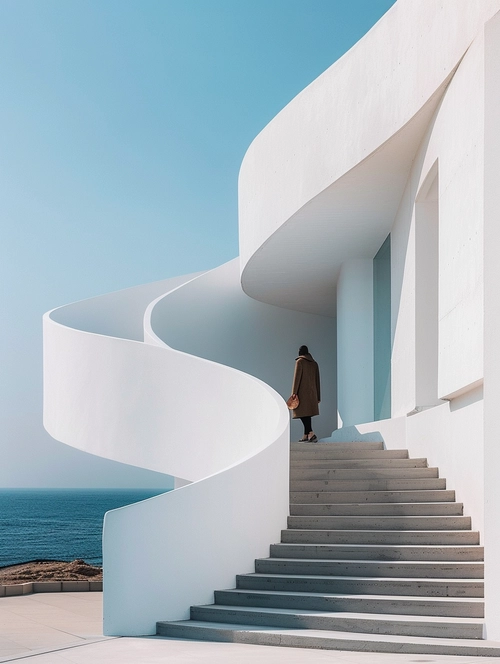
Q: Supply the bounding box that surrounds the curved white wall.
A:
[238,0,500,316]
[103,430,288,634]
[51,273,202,341]
[44,271,290,635]
[44,318,284,480]
[146,259,336,440]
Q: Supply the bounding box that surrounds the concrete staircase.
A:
[157,441,500,655]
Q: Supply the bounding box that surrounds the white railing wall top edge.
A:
[43,277,289,482]
[46,271,206,339]
[143,269,211,348]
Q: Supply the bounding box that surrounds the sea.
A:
[0,489,168,568]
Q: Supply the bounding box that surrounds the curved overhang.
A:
[241,87,447,316]
[238,0,500,316]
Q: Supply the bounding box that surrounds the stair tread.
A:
[290,469,439,476]
[242,572,483,582]
[291,501,460,506]
[196,604,484,624]
[291,461,426,464]
[290,468,439,474]
[289,491,457,503]
[288,515,469,519]
[219,588,484,603]
[290,462,428,468]
[271,543,484,559]
[274,542,482,549]
[256,559,483,578]
[290,505,465,516]
[290,453,395,457]
[291,442,384,449]
[291,479,444,483]
[281,530,481,545]
[159,620,500,651]
[287,516,471,530]
[263,556,482,564]
[284,528,479,533]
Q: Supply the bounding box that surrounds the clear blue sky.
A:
[0,0,396,487]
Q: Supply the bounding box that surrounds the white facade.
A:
[43,0,500,640]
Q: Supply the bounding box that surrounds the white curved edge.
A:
[49,273,204,341]
[142,270,206,347]
[143,258,337,441]
[43,273,290,635]
[103,425,289,635]
[43,306,288,482]
[237,0,500,314]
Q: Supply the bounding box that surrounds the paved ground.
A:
[1,593,500,663]
[0,592,107,661]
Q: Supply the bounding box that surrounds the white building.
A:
[43,0,500,653]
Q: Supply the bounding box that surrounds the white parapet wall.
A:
[145,259,337,441]
[43,271,291,635]
[103,430,288,634]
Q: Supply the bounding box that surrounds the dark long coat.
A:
[291,353,321,419]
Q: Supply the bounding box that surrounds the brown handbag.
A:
[286,394,299,410]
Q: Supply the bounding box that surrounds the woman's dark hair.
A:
[298,345,309,356]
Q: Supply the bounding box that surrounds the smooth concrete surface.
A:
[44,269,291,635]
[1,592,500,664]
[238,1,500,316]
[484,8,500,641]
[147,258,337,442]
[0,592,108,661]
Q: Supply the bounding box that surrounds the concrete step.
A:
[270,543,484,561]
[281,529,480,545]
[255,558,483,579]
[214,588,485,618]
[290,448,408,460]
[290,502,464,516]
[156,620,500,657]
[290,478,446,492]
[188,604,484,639]
[291,442,384,452]
[290,489,455,503]
[291,458,428,469]
[236,573,484,597]
[290,467,439,480]
[287,515,471,531]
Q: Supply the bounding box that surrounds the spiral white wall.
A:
[145,259,336,441]
[43,267,311,634]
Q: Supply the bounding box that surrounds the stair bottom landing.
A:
[157,620,500,657]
